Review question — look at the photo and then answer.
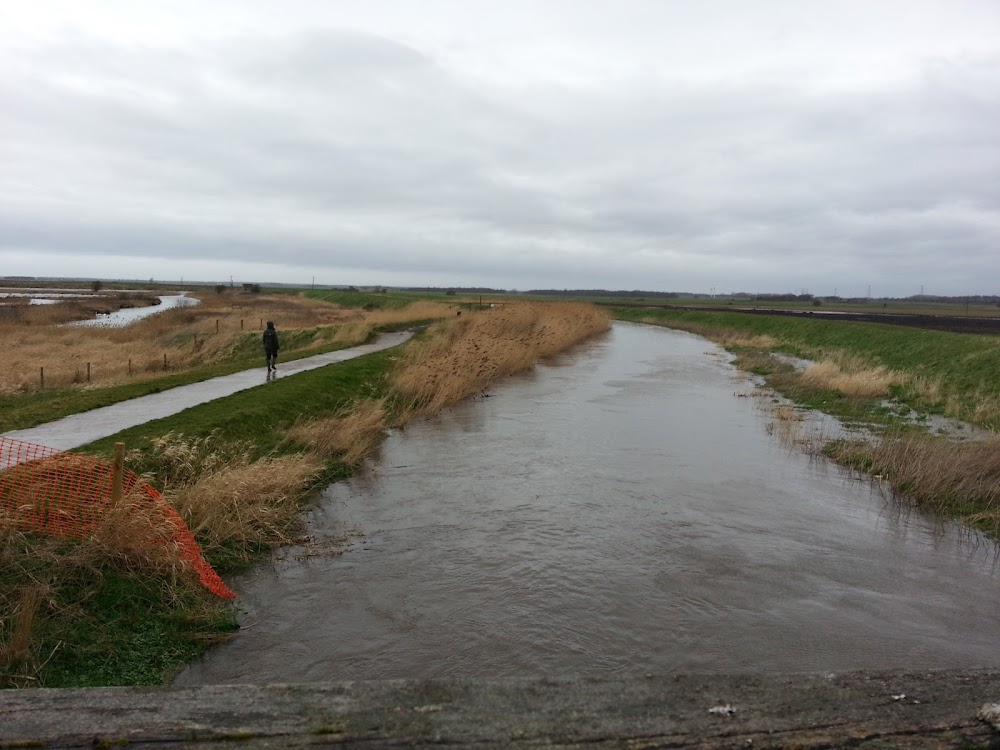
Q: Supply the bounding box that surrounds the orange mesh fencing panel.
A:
[0,436,235,599]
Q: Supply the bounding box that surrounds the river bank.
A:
[615,307,1000,539]
[1,302,611,688]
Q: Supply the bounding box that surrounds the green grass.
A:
[37,571,236,688]
[303,288,442,309]
[82,347,398,464]
[616,307,1000,429]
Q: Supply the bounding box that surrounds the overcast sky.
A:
[2,1,998,295]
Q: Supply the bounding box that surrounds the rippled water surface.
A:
[177,322,1000,684]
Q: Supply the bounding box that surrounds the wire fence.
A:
[0,436,235,599]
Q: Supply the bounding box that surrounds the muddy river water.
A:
[176,322,1000,684]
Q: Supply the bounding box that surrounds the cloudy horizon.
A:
[2,1,998,296]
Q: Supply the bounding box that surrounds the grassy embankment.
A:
[616,307,1000,538]
[0,291,452,433]
[1,301,610,688]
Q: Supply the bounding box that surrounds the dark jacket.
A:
[262,327,280,353]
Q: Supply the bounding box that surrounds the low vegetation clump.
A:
[827,433,1000,538]
[798,358,909,399]
[128,434,326,570]
[284,399,388,469]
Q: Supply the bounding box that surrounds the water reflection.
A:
[176,322,1000,685]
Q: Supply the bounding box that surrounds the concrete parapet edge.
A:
[2,669,999,748]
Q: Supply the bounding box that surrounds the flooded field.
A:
[176,322,1000,684]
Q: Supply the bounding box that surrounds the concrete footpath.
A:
[1,670,999,748]
[2,330,413,451]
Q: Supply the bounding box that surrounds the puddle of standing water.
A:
[176,322,1000,684]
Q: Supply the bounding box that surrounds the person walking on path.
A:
[263,321,280,371]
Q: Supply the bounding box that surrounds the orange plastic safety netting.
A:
[0,436,236,599]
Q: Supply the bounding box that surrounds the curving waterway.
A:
[176,322,1000,684]
[70,294,198,327]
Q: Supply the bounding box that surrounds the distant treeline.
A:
[526,289,683,298]
[400,287,509,294]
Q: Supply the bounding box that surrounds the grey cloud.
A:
[1,20,999,295]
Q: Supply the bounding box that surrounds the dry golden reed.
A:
[85,489,197,585]
[391,302,611,422]
[798,353,909,398]
[0,585,41,678]
[638,317,777,350]
[285,399,388,468]
[129,432,325,562]
[828,433,1000,538]
[167,454,324,559]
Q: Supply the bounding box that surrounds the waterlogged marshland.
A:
[177,322,1000,683]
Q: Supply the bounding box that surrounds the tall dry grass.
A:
[799,359,909,398]
[2,292,452,395]
[284,399,388,468]
[638,317,777,350]
[283,302,611,461]
[391,302,611,422]
[0,573,46,688]
[827,433,1000,538]
[130,433,325,565]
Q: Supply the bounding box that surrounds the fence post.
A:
[87,362,91,382]
[216,319,220,333]
[241,319,244,331]
[40,366,44,389]
[111,442,125,505]
[128,359,132,376]
[163,353,167,370]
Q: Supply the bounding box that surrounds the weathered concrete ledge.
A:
[2,670,999,749]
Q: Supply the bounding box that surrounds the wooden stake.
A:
[40,366,44,389]
[111,442,125,505]
[87,362,91,382]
